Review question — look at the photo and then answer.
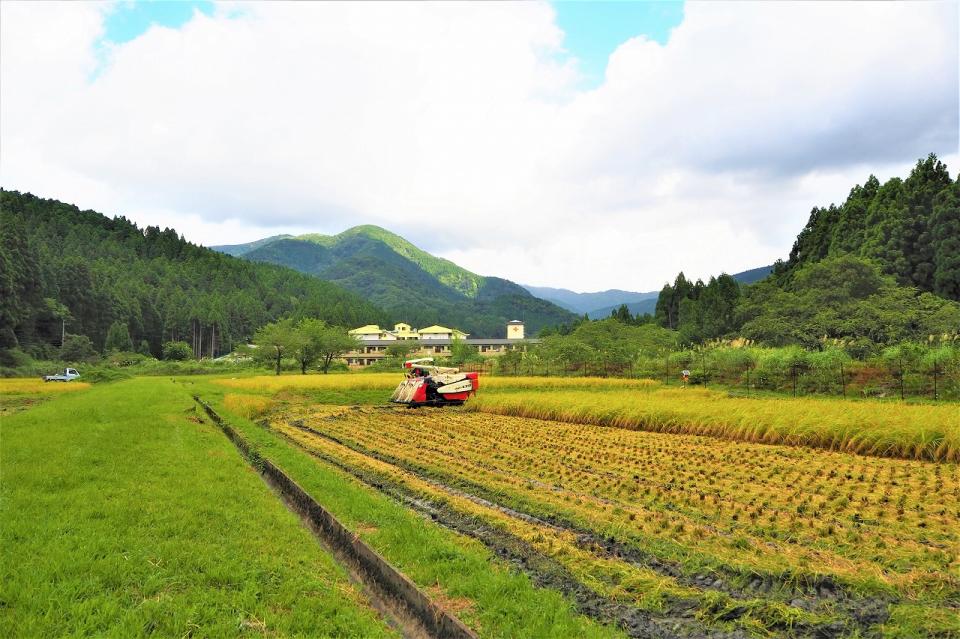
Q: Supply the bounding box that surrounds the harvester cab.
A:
[390,358,479,407]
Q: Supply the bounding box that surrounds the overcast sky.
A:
[1,1,957,292]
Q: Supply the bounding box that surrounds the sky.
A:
[1,1,957,293]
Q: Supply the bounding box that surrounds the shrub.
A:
[162,341,194,361]
[60,334,97,362]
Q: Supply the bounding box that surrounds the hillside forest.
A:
[0,190,385,365]
[0,154,957,396]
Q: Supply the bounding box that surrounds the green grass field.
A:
[0,378,396,638]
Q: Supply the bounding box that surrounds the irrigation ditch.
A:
[192,396,478,639]
[278,412,893,638]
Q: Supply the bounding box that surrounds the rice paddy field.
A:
[3,372,957,637]
[212,373,960,638]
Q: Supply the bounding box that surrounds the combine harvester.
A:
[390,358,479,407]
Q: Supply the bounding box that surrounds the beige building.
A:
[344,320,532,367]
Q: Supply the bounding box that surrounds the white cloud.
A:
[1,1,956,292]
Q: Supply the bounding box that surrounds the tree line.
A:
[0,190,386,366]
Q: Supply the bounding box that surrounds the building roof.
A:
[507,319,524,324]
[349,324,384,334]
[418,324,468,336]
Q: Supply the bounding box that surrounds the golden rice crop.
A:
[215,373,400,392]
[279,405,959,610]
[215,373,660,393]
[482,377,660,390]
[469,389,960,462]
[223,393,275,419]
[0,379,92,395]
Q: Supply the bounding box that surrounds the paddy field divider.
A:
[192,395,478,639]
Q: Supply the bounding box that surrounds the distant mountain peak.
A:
[212,225,575,337]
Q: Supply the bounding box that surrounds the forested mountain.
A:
[0,190,386,361]
[520,286,658,315]
[216,234,292,257]
[650,155,960,347]
[214,227,576,337]
[776,154,959,300]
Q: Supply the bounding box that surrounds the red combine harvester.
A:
[390,358,479,407]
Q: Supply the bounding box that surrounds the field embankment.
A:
[468,388,960,462]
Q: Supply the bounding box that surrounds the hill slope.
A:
[0,190,385,359]
[215,228,576,337]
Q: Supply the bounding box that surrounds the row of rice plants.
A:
[285,405,958,629]
[274,417,830,635]
[468,389,960,462]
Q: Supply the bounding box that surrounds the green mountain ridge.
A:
[213,226,576,337]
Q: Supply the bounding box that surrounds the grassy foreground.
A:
[0,378,396,638]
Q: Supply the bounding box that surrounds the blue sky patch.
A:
[552,1,684,87]
[102,0,214,45]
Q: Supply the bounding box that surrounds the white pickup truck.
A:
[43,368,80,382]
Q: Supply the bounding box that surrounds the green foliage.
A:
[778,154,958,300]
[104,321,134,353]
[0,190,385,362]
[448,336,482,366]
[162,341,194,361]
[519,319,677,376]
[59,334,96,362]
[252,319,301,375]
[293,319,359,374]
[739,256,960,348]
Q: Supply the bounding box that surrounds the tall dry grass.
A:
[0,379,92,395]
[468,389,960,462]
[216,373,400,392]
[215,373,660,393]
[223,393,275,419]
[482,377,659,390]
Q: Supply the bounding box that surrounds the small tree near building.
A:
[253,319,300,375]
[316,326,359,374]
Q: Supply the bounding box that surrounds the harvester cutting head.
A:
[390,358,479,407]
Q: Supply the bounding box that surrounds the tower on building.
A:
[506,320,525,340]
